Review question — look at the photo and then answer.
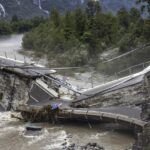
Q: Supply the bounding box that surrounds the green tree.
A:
[136,0,150,13]
[143,19,150,41]
[117,8,130,30]
[129,8,141,23]
[83,31,98,56]
[12,20,33,33]
[63,11,73,40]
[92,13,118,44]
[50,8,61,28]
[85,0,101,18]
[11,15,19,23]
[129,18,144,39]
[0,21,12,35]
[74,8,86,39]
[30,17,46,27]
[119,33,135,52]
[128,8,143,43]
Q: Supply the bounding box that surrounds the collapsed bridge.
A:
[0,55,150,150]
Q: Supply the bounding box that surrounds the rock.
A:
[70,143,75,147]
[89,143,97,147]
[62,142,67,146]
[65,143,105,150]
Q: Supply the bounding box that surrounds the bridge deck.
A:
[18,103,147,128]
[0,56,51,78]
[59,108,147,128]
[75,65,150,103]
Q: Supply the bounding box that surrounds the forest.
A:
[1,0,150,67]
[0,16,46,35]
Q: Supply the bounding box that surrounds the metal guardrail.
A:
[91,60,150,86]
[117,60,150,76]
[102,43,150,64]
[90,43,150,87]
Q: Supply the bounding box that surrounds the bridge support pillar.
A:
[141,101,150,121]
[132,123,150,150]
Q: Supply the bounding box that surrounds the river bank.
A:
[0,34,135,150]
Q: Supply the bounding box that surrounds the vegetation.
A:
[137,0,150,12]
[1,1,150,67]
[144,145,150,150]
[22,0,150,67]
[0,15,46,35]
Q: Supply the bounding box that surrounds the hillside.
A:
[0,0,143,19]
[0,0,46,19]
[101,0,139,13]
[41,0,141,14]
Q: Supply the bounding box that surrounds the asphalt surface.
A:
[27,82,71,108]
[0,56,51,77]
[76,65,150,102]
[96,106,142,119]
[76,74,144,102]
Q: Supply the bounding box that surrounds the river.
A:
[0,34,135,150]
[0,34,27,60]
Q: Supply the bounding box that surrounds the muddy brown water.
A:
[0,34,135,150]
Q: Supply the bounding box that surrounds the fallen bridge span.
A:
[17,103,148,130]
